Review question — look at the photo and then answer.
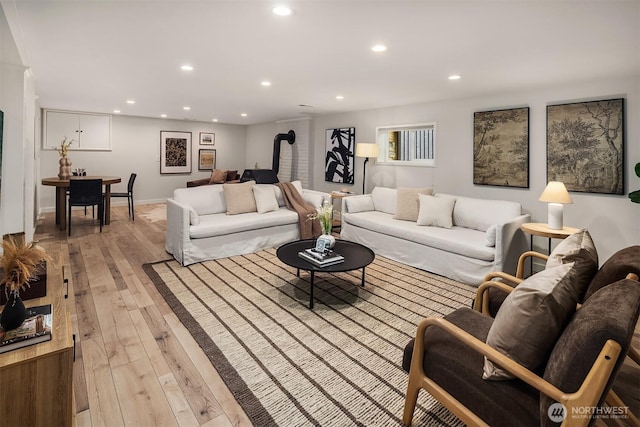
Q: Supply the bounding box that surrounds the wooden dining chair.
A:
[68,179,103,236]
[109,173,136,221]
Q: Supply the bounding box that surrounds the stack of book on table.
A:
[0,304,53,354]
[298,248,344,267]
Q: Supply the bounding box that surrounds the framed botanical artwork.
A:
[547,98,624,194]
[198,149,216,170]
[200,132,215,145]
[325,127,355,184]
[160,131,192,174]
[473,107,529,188]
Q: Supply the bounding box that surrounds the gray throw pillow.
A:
[483,262,578,380]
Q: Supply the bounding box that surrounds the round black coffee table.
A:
[276,239,375,309]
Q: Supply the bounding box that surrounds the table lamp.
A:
[539,181,572,230]
[355,143,379,194]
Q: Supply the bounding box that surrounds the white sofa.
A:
[340,187,531,285]
[166,181,330,266]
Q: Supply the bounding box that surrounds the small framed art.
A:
[160,131,192,174]
[200,132,215,145]
[198,149,216,170]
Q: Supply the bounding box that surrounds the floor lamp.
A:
[355,143,379,194]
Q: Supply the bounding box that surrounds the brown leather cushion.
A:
[226,170,239,181]
[582,245,640,302]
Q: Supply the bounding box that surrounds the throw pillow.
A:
[224,180,257,215]
[394,187,434,221]
[189,207,200,226]
[485,224,497,247]
[226,170,238,181]
[416,194,455,228]
[253,185,279,213]
[291,180,304,195]
[345,196,374,213]
[545,228,598,302]
[209,169,228,184]
[483,262,578,380]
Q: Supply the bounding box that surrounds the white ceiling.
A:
[3,0,639,125]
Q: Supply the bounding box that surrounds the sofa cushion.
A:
[226,170,238,181]
[173,185,227,215]
[441,194,522,232]
[371,187,397,215]
[583,245,640,302]
[344,196,374,213]
[416,194,455,228]
[209,169,228,184]
[224,180,257,215]
[483,262,578,380]
[190,209,298,239]
[253,185,279,213]
[394,187,434,221]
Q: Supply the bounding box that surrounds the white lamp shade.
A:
[539,181,573,204]
[355,143,379,158]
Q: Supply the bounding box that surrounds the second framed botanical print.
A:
[473,107,529,188]
[547,98,624,194]
[160,131,191,174]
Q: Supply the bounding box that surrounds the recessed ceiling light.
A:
[126,100,135,104]
[448,75,462,80]
[371,44,387,53]
[161,114,167,118]
[113,109,121,114]
[212,118,218,122]
[183,106,191,110]
[181,64,194,71]
[336,95,344,100]
[261,81,272,87]
[241,113,248,117]
[272,5,293,16]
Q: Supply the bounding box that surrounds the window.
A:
[376,122,436,166]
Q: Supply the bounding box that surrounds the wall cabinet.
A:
[44,109,111,151]
[0,257,74,427]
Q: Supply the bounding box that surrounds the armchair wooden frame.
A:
[403,317,622,427]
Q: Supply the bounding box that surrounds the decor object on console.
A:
[355,142,379,194]
[325,127,355,185]
[340,187,530,284]
[0,236,51,331]
[198,149,216,170]
[55,137,74,179]
[473,107,529,188]
[160,131,192,174]
[547,98,624,194]
[538,181,572,230]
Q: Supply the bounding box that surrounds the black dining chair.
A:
[109,173,136,221]
[68,179,104,236]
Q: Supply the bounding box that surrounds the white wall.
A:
[257,76,639,263]
[245,121,276,169]
[39,115,246,211]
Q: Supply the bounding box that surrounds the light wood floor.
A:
[33,203,638,426]
[35,204,252,427]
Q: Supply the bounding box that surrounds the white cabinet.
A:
[44,109,111,151]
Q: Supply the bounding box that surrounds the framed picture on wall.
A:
[160,131,192,174]
[473,107,529,188]
[547,98,624,194]
[200,132,215,145]
[325,127,355,184]
[198,149,216,170]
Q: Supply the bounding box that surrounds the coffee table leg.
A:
[361,267,366,287]
[309,271,315,309]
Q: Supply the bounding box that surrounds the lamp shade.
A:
[539,181,573,204]
[355,143,379,158]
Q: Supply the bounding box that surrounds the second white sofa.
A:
[340,187,530,285]
[166,180,330,266]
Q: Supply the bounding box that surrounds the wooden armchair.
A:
[403,276,640,427]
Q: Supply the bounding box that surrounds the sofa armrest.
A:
[342,194,373,214]
[186,177,211,187]
[165,198,191,265]
[494,213,531,275]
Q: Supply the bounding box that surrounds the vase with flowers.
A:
[0,237,51,331]
[55,137,74,179]
[308,201,336,248]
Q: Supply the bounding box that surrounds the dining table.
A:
[41,176,122,231]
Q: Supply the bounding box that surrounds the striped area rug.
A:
[144,248,476,426]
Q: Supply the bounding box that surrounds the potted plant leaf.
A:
[0,237,51,330]
[629,162,640,204]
